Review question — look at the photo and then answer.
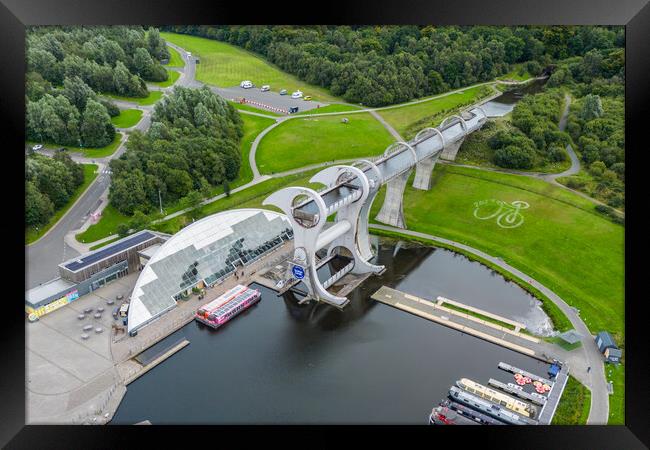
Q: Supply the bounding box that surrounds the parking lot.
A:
[211,85,329,114]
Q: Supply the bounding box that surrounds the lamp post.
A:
[158,189,163,215]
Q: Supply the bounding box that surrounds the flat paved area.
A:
[26,273,137,424]
[212,85,327,113]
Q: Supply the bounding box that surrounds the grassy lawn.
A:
[26,164,98,244]
[110,109,143,128]
[370,165,624,339]
[294,104,364,115]
[606,363,625,424]
[102,90,163,106]
[164,45,185,68]
[377,84,494,139]
[160,32,338,102]
[256,113,394,174]
[149,69,180,88]
[75,204,130,243]
[237,114,275,184]
[551,375,591,424]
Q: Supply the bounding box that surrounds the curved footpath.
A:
[369,223,609,424]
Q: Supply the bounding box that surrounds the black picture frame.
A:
[3,0,648,447]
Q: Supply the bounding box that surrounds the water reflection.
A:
[481,77,548,117]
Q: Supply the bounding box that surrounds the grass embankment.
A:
[164,45,185,68]
[160,32,338,102]
[294,104,364,115]
[237,114,276,185]
[149,69,180,88]
[439,301,517,331]
[150,170,324,235]
[110,109,143,128]
[26,164,98,244]
[377,84,494,139]
[457,119,572,174]
[75,204,130,243]
[606,363,624,424]
[551,375,591,424]
[229,101,282,116]
[256,113,393,174]
[370,165,624,339]
[102,90,163,106]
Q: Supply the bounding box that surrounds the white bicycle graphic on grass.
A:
[473,199,529,229]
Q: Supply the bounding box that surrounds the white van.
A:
[261,85,270,92]
[291,90,303,99]
[240,80,253,89]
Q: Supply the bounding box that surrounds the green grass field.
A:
[377,85,494,139]
[164,45,185,68]
[160,32,338,102]
[551,375,591,424]
[110,109,143,128]
[370,165,624,339]
[294,104,364,115]
[26,164,98,244]
[102,90,163,106]
[238,114,275,184]
[75,204,130,243]
[229,101,282,116]
[149,69,180,88]
[256,113,394,174]
[606,363,625,424]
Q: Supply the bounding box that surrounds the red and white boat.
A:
[195,284,261,329]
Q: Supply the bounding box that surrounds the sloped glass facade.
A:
[128,209,292,332]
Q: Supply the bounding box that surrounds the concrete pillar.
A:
[440,136,466,161]
[375,170,410,229]
[412,153,440,190]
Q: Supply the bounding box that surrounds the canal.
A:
[481,77,548,117]
[112,238,552,424]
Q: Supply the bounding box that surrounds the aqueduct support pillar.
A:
[412,153,440,190]
[374,170,410,229]
[439,137,466,161]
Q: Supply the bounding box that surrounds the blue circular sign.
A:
[292,265,305,280]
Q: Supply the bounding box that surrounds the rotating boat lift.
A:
[263,107,488,308]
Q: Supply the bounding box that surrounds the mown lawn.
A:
[149,69,180,88]
[26,164,98,244]
[26,132,123,159]
[164,45,185,68]
[256,113,393,174]
[497,64,533,82]
[294,104,364,115]
[377,84,494,139]
[370,165,624,340]
[229,101,282,116]
[160,32,338,102]
[237,114,275,184]
[606,363,625,424]
[75,204,130,243]
[551,375,591,424]
[102,90,163,106]
[110,109,143,128]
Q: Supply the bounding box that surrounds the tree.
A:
[494,145,535,169]
[81,99,114,147]
[25,181,54,227]
[581,94,603,120]
[116,223,130,237]
[62,76,96,111]
[223,180,231,197]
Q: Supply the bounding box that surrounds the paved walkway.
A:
[368,223,610,424]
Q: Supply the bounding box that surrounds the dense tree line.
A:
[163,25,623,106]
[489,90,570,169]
[25,26,171,147]
[108,86,243,215]
[25,153,84,228]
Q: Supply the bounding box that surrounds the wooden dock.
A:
[498,362,555,387]
[487,378,546,405]
[371,286,548,361]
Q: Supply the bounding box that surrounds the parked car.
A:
[240,80,253,89]
[279,89,288,95]
[32,144,43,151]
[291,90,303,99]
[289,106,299,114]
[303,96,312,101]
[261,85,270,92]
